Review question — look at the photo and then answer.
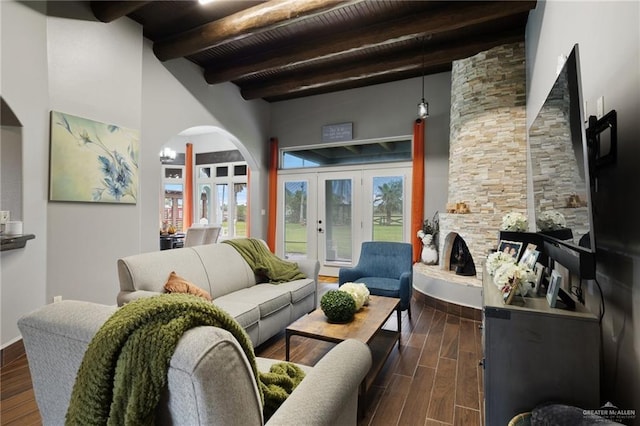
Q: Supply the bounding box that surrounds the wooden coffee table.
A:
[285,295,401,402]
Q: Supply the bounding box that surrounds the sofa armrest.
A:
[338,267,365,285]
[295,258,319,282]
[18,301,118,425]
[266,339,371,426]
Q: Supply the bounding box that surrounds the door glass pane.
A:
[198,184,212,225]
[372,176,404,242]
[284,181,308,260]
[325,179,352,262]
[216,184,228,237]
[163,184,183,231]
[234,183,247,237]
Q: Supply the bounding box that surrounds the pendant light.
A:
[417,36,429,119]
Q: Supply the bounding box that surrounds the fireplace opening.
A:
[442,232,476,276]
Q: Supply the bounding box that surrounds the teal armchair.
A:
[339,241,413,319]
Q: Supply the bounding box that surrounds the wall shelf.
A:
[1,234,35,251]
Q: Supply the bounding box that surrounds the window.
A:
[281,137,412,169]
[196,161,248,239]
[198,167,211,178]
[162,165,185,231]
[234,164,247,176]
[164,168,182,179]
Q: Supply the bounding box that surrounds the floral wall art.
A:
[49,111,139,204]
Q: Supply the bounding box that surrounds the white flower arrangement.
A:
[493,262,535,296]
[338,282,370,311]
[486,251,516,276]
[536,210,567,231]
[500,212,528,232]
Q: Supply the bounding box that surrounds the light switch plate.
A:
[0,211,9,225]
[596,96,604,119]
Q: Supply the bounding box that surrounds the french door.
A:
[277,165,411,276]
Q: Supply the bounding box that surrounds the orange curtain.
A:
[411,119,425,263]
[183,143,194,232]
[266,138,278,252]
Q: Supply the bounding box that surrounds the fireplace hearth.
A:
[442,232,476,276]
[451,235,476,276]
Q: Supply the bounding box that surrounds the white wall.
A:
[0,0,270,346]
[139,43,270,254]
[46,4,143,305]
[271,73,452,221]
[0,1,49,346]
[527,0,640,411]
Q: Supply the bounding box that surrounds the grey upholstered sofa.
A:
[117,240,319,347]
[18,300,372,425]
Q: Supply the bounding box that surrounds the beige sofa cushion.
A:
[276,278,316,303]
[211,299,260,329]
[191,244,257,299]
[118,249,211,295]
[218,285,291,318]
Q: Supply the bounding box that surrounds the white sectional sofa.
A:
[117,240,320,347]
[18,300,371,425]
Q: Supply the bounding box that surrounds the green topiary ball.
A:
[320,290,357,323]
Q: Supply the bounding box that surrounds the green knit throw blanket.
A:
[222,238,306,283]
[65,294,305,426]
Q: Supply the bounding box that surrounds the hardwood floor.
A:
[0,291,484,426]
[0,354,40,425]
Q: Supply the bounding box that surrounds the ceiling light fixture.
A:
[417,36,429,119]
[198,0,217,4]
[159,147,176,162]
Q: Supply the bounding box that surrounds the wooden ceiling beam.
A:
[262,63,451,102]
[90,1,151,23]
[153,0,362,61]
[240,32,524,100]
[205,1,535,84]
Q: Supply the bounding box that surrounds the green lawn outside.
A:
[220,220,246,237]
[284,222,403,257]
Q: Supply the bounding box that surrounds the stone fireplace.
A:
[438,41,527,281]
[414,41,528,305]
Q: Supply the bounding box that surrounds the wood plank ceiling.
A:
[90,0,536,102]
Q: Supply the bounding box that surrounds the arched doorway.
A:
[159,126,256,244]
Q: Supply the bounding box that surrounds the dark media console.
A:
[482,271,600,424]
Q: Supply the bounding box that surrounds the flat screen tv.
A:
[529,44,596,279]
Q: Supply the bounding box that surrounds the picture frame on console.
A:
[498,240,523,260]
[519,245,540,270]
[546,270,562,308]
[533,262,545,295]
